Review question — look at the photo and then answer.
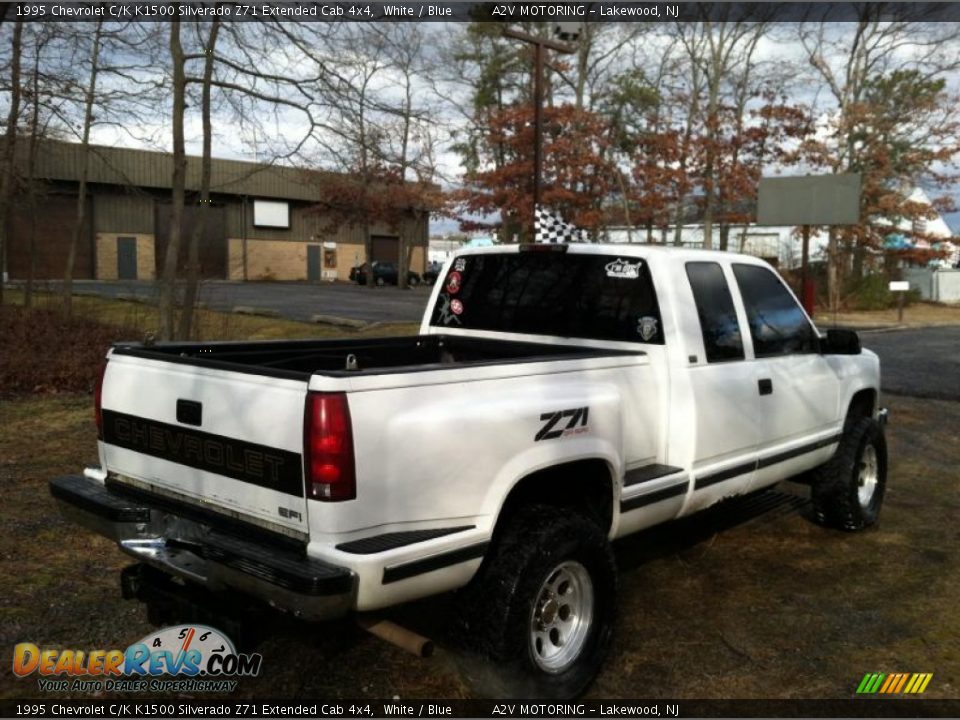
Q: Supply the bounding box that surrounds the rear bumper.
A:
[49,475,356,621]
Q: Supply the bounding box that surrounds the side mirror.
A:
[821,328,862,355]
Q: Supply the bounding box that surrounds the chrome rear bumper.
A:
[50,474,355,621]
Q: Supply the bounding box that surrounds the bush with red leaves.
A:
[0,306,139,398]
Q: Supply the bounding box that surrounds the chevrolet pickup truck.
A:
[51,244,888,696]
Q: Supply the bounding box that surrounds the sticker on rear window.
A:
[454,257,467,272]
[637,316,659,342]
[437,295,463,326]
[605,258,643,279]
[451,299,464,315]
[446,271,462,295]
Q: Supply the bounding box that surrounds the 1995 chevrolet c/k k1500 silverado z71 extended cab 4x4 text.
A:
[51,244,888,696]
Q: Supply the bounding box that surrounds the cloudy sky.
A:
[78,19,960,236]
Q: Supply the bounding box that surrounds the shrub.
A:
[0,306,138,398]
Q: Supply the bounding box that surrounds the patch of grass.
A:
[0,291,419,399]
[817,301,960,329]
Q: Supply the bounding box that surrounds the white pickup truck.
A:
[51,244,888,696]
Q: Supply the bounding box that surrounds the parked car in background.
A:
[423,261,443,285]
[349,261,421,286]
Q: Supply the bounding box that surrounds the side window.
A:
[685,262,745,362]
[732,264,816,357]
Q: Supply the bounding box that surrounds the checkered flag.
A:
[534,205,588,244]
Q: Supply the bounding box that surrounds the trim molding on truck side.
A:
[623,464,684,487]
[619,483,687,513]
[755,433,843,469]
[694,433,843,490]
[381,542,489,585]
[694,460,756,490]
[337,526,475,555]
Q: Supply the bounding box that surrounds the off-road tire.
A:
[812,417,887,531]
[455,505,617,698]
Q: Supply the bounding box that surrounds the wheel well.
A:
[846,389,877,428]
[492,460,614,544]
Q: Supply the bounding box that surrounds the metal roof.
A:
[26,140,328,202]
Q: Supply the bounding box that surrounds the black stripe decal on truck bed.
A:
[624,464,683,487]
[620,483,688,513]
[337,526,475,555]
[101,410,304,498]
[382,542,489,584]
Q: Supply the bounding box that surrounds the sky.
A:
[77,19,960,237]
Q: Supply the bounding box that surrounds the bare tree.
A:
[0,20,23,307]
[798,12,960,309]
[676,16,769,248]
[61,20,104,317]
[21,24,58,307]
[158,19,187,341]
[177,18,220,340]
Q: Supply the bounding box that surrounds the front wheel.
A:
[456,505,616,698]
[812,416,888,531]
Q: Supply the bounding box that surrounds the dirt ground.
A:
[1,391,957,702]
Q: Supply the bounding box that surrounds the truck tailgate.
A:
[99,352,309,538]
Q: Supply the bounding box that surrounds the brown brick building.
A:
[6,140,429,282]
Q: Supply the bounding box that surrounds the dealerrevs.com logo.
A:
[13,625,261,693]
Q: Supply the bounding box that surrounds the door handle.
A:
[758,378,773,396]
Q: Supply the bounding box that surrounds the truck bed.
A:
[110,335,636,378]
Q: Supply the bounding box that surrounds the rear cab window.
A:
[685,261,745,363]
[429,251,664,345]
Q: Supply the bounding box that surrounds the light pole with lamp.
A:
[502,23,581,234]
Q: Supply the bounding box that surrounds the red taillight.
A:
[303,392,356,502]
[94,361,108,440]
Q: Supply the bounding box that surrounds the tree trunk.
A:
[719,223,730,251]
[178,19,220,340]
[63,21,104,317]
[25,30,44,308]
[0,21,24,307]
[159,18,187,340]
[614,169,633,243]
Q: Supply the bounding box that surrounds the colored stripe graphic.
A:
[857,672,933,695]
[856,673,885,694]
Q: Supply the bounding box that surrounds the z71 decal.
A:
[535,407,590,441]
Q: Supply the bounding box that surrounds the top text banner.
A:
[11,1,960,23]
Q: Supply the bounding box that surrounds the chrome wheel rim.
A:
[857,444,879,508]
[529,560,594,674]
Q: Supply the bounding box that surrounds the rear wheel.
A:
[455,505,616,698]
[812,416,887,531]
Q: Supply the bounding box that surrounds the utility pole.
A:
[503,26,578,224]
